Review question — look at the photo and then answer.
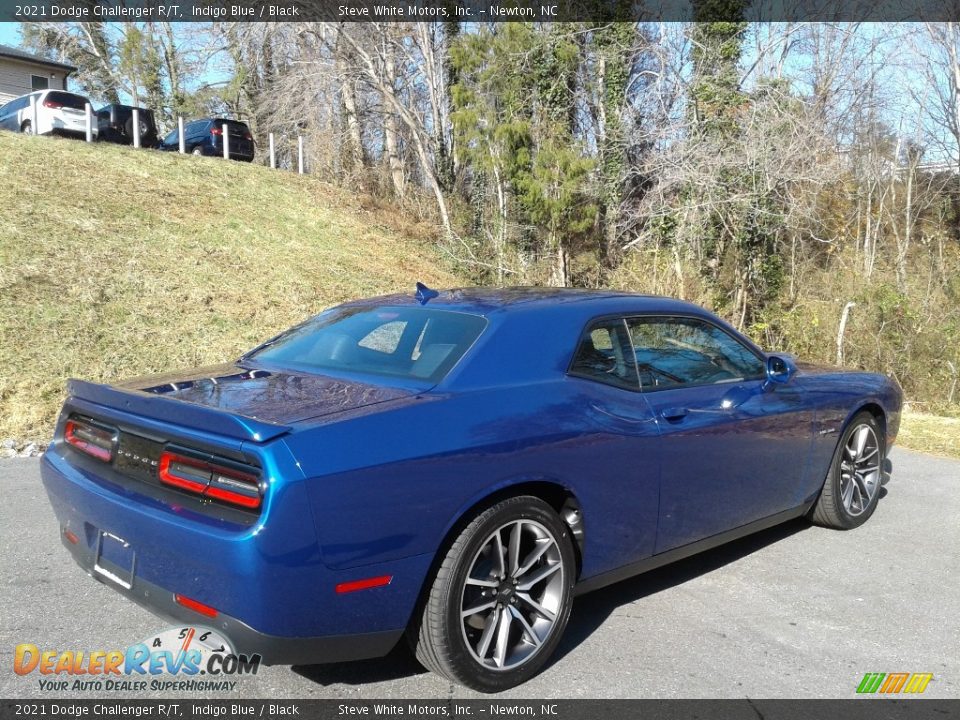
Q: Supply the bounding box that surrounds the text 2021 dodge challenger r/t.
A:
[41,286,901,691]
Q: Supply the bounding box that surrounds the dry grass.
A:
[0,132,462,442]
[897,411,960,460]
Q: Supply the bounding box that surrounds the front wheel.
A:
[811,411,884,529]
[20,120,32,135]
[412,496,576,692]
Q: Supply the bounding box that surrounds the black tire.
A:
[20,120,32,135]
[123,116,152,145]
[412,496,576,692]
[811,411,884,530]
[192,146,203,156]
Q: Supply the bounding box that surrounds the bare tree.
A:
[917,23,960,174]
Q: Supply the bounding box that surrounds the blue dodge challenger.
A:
[41,286,901,691]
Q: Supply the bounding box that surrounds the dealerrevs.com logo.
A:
[14,626,261,693]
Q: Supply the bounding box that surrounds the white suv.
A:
[0,90,97,138]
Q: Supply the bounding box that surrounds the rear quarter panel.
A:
[282,379,660,582]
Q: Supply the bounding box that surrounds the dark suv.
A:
[96,104,158,146]
[157,118,255,162]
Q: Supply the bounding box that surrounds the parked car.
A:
[157,118,255,161]
[40,286,901,691]
[96,103,157,146]
[0,90,96,138]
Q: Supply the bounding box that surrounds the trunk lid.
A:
[77,362,415,441]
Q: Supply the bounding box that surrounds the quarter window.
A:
[569,320,638,390]
[626,317,765,390]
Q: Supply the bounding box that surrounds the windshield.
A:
[246,306,486,383]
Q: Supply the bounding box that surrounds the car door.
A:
[566,318,662,569]
[624,315,815,553]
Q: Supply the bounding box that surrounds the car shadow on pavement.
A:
[292,640,429,687]
[292,517,811,688]
[549,517,812,666]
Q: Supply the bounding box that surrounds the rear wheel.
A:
[20,120,32,135]
[123,116,150,142]
[811,411,884,529]
[192,146,203,156]
[412,496,576,692]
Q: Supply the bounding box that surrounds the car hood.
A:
[794,361,845,376]
[116,362,415,425]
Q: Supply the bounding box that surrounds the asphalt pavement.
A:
[1,448,957,699]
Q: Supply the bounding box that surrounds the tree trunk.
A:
[836,301,856,366]
[335,32,364,173]
[382,38,405,197]
[551,238,569,287]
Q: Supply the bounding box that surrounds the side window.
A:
[626,316,765,390]
[569,319,638,390]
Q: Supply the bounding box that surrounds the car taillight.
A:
[210,127,222,136]
[64,418,117,462]
[43,100,64,109]
[158,450,262,509]
[243,132,253,141]
[174,594,218,618]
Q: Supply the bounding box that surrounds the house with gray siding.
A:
[0,44,77,105]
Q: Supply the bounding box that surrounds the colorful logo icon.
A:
[857,672,933,694]
[14,626,260,692]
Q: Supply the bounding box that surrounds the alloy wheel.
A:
[459,519,565,671]
[839,423,881,516]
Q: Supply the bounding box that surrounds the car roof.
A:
[340,286,708,317]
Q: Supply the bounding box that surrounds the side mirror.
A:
[764,355,795,388]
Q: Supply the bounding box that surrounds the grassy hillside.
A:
[0,133,956,460]
[0,133,462,442]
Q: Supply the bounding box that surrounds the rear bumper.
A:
[57,530,402,665]
[48,116,95,137]
[40,448,430,665]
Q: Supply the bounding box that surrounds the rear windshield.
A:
[215,120,250,135]
[45,92,88,110]
[245,306,486,383]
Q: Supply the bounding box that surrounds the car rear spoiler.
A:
[66,379,291,443]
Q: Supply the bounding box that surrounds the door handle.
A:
[660,407,689,421]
